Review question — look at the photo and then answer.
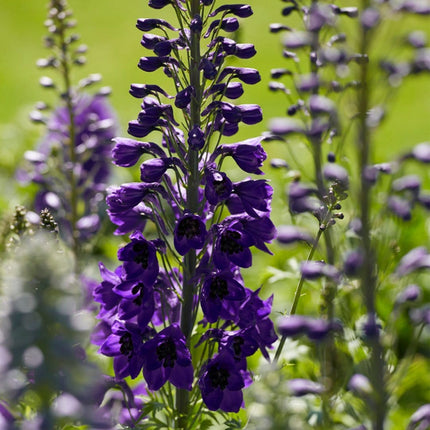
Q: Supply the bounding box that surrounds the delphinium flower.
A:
[265,1,358,427]
[262,0,430,429]
[17,0,117,266]
[95,0,276,427]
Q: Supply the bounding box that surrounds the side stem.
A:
[357,8,387,429]
[59,18,80,274]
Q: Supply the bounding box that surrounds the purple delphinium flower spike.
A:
[94,0,275,422]
[21,2,118,251]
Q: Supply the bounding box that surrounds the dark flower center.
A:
[232,336,244,359]
[156,338,177,368]
[119,332,134,357]
[177,217,201,239]
[213,176,229,196]
[132,282,146,306]
[209,276,229,300]
[220,230,243,255]
[208,364,229,390]
[132,242,149,268]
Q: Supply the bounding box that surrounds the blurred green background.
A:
[0,1,429,428]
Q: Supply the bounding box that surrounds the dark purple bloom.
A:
[220,329,259,364]
[348,374,372,396]
[218,67,261,85]
[152,269,182,326]
[99,320,149,379]
[108,202,151,235]
[388,195,413,221]
[278,315,339,341]
[205,166,233,205]
[237,215,276,254]
[93,263,123,319]
[136,18,177,32]
[107,182,167,215]
[112,138,166,167]
[174,212,208,255]
[230,179,272,217]
[190,14,203,33]
[276,225,314,245]
[201,270,246,323]
[234,43,257,59]
[392,174,421,194]
[287,379,324,396]
[301,260,340,281]
[323,163,349,189]
[278,315,310,337]
[225,82,245,99]
[238,104,263,125]
[343,249,364,277]
[200,58,218,80]
[140,157,182,182]
[149,0,171,10]
[175,85,193,109]
[199,351,247,412]
[129,83,171,99]
[138,56,168,72]
[116,281,156,327]
[395,284,422,304]
[411,142,430,163]
[213,137,267,175]
[117,231,159,284]
[209,4,253,18]
[204,18,240,38]
[142,324,193,390]
[213,220,254,269]
[396,247,430,276]
[141,33,167,49]
[154,40,173,56]
[188,125,205,150]
[288,180,320,214]
[306,318,334,340]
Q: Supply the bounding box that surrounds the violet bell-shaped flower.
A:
[174,212,208,255]
[198,350,248,413]
[141,324,193,391]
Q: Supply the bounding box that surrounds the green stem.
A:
[176,0,201,427]
[357,7,387,429]
[58,16,79,274]
[274,227,324,362]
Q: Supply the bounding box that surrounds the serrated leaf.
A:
[199,418,214,430]
[224,418,242,429]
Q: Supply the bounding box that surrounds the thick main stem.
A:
[357,9,387,430]
[176,0,201,427]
